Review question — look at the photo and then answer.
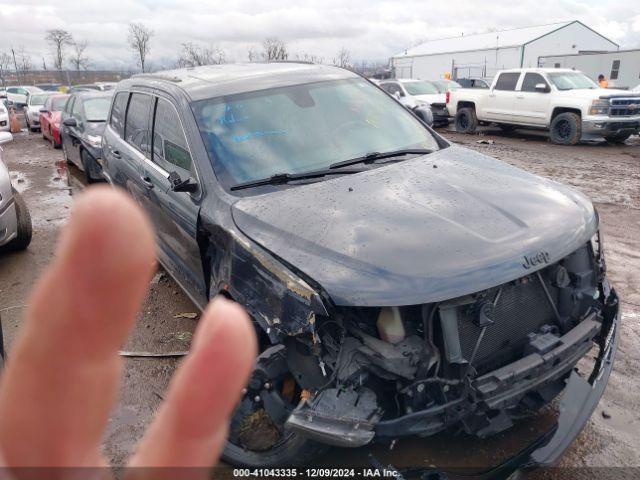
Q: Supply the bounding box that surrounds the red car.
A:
[40,94,69,149]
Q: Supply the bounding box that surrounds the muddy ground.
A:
[0,122,638,477]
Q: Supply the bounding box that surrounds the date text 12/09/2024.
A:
[233,468,402,478]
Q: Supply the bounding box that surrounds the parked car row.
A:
[89,63,619,474]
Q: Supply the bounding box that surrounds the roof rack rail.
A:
[132,73,182,83]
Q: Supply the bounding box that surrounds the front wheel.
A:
[549,112,581,145]
[455,107,478,134]
[10,189,32,250]
[222,345,329,467]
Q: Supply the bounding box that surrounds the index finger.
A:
[0,187,156,469]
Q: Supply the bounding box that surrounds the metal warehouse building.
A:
[539,49,640,89]
[391,20,618,81]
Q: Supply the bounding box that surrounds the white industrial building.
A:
[539,49,640,89]
[391,21,618,81]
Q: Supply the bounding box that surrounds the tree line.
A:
[0,23,356,86]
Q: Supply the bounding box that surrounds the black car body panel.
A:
[100,63,619,470]
[231,145,597,306]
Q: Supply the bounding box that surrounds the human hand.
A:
[0,187,257,479]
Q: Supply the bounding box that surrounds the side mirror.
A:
[63,117,77,127]
[0,132,13,145]
[535,83,550,93]
[393,91,401,100]
[168,171,198,193]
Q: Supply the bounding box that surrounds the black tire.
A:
[222,345,329,467]
[62,138,72,164]
[549,112,581,145]
[10,189,32,250]
[604,133,631,144]
[455,107,478,134]
[81,149,103,183]
[222,431,329,468]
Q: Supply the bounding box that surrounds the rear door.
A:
[118,91,154,206]
[484,72,520,122]
[140,95,207,306]
[513,72,552,126]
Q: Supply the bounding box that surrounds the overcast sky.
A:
[1,0,639,71]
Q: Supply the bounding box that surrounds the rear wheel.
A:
[455,107,478,134]
[222,345,328,467]
[604,132,631,144]
[10,189,32,250]
[81,150,102,183]
[549,112,581,145]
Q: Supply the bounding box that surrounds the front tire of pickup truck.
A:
[550,112,581,145]
[455,107,478,134]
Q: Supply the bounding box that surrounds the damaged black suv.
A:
[102,64,620,471]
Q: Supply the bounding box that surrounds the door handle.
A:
[140,175,154,189]
[516,95,524,99]
[110,149,121,159]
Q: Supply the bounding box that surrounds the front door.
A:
[513,73,552,126]
[141,95,207,307]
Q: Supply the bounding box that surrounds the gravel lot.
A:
[0,122,638,477]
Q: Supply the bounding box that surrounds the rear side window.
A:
[152,98,192,174]
[72,98,82,118]
[382,83,402,95]
[520,73,549,92]
[110,92,129,137]
[65,97,75,114]
[494,73,520,91]
[125,93,153,156]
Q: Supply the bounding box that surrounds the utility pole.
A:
[42,57,47,71]
[11,48,20,83]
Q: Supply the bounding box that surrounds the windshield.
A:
[51,97,68,111]
[548,72,598,90]
[83,98,111,121]
[403,81,440,95]
[192,78,439,189]
[432,80,461,92]
[30,94,50,106]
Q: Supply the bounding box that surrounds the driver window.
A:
[521,73,549,92]
[152,98,192,175]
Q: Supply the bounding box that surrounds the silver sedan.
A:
[0,132,32,250]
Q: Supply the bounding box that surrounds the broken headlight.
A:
[589,99,610,115]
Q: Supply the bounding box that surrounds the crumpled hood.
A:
[231,146,597,306]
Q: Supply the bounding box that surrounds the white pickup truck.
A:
[447,68,640,145]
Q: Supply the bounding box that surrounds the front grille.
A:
[609,98,640,117]
[456,275,557,367]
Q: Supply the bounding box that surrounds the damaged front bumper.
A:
[287,288,619,477]
[373,290,620,480]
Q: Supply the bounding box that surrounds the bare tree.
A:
[70,40,89,71]
[177,42,226,68]
[15,47,33,77]
[247,45,259,62]
[45,29,74,73]
[128,22,153,73]
[261,37,288,61]
[332,47,351,68]
[0,52,11,87]
[296,52,324,64]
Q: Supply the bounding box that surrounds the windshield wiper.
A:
[329,148,433,170]
[230,167,362,191]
